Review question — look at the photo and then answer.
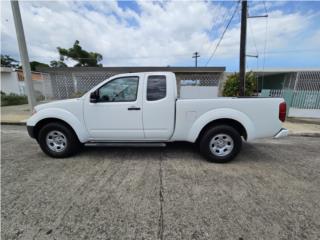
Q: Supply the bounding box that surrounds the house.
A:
[1,67,24,95]
[0,67,51,99]
[252,68,320,118]
[253,68,320,92]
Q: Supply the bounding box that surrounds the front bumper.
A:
[273,128,289,138]
[26,125,35,139]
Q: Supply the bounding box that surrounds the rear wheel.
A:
[38,122,80,158]
[199,125,242,163]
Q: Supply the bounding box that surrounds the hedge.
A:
[1,91,28,106]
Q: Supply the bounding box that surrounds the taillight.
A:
[279,102,286,122]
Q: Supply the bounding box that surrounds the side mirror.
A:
[90,91,99,103]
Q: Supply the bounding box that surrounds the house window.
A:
[147,76,166,101]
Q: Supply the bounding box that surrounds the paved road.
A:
[1,125,320,240]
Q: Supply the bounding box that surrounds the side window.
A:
[147,76,166,101]
[98,77,139,102]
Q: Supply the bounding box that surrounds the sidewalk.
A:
[287,117,320,125]
[1,104,30,124]
[1,104,320,136]
[283,121,320,137]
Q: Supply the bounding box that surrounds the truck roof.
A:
[112,71,175,77]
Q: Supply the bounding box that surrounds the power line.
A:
[205,0,241,66]
[198,1,235,54]
[249,48,320,63]
[263,49,320,54]
[5,48,320,66]
[263,0,268,16]
[247,5,259,57]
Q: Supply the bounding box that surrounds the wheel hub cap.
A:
[46,130,67,152]
[209,134,234,157]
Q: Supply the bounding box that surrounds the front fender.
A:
[187,108,255,142]
[26,108,89,143]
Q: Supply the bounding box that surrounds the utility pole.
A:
[11,0,36,111]
[239,0,247,96]
[192,52,200,68]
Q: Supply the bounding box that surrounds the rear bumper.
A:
[26,125,35,139]
[273,128,289,138]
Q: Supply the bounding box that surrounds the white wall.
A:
[0,71,21,94]
[288,108,320,118]
[180,86,219,99]
[1,70,53,99]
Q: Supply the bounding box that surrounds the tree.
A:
[50,60,68,68]
[222,72,257,97]
[30,61,49,71]
[57,40,103,67]
[17,61,49,71]
[1,55,50,71]
[1,55,19,68]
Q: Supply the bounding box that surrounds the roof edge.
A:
[37,66,226,73]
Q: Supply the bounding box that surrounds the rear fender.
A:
[187,108,255,142]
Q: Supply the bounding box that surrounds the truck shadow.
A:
[77,142,200,160]
[76,141,261,164]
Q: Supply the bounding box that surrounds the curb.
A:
[288,132,320,138]
[2,122,320,137]
[1,122,26,126]
[287,118,320,125]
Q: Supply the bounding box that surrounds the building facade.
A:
[1,67,23,95]
[254,69,320,118]
[1,67,48,100]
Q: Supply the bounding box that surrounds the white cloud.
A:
[249,0,287,14]
[1,0,319,69]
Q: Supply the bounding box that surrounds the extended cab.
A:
[27,72,288,163]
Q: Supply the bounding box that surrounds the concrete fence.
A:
[37,67,225,100]
[261,89,320,118]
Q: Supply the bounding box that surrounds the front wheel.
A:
[199,125,242,163]
[38,122,80,158]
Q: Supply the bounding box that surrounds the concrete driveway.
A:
[1,125,320,240]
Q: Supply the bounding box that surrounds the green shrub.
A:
[222,72,257,97]
[1,92,28,106]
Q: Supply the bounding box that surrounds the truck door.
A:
[142,74,175,140]
[83,74,144,140]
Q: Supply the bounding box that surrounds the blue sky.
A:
[1,0,320,71]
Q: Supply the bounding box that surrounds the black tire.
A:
[199,125,242,163]
[38,122,80,158]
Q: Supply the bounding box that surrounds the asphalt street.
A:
[1,125,320,240]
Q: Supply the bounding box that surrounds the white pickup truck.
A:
[27,72,288,163]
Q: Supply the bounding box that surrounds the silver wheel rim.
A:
[46,130,67,152]
[209,134,234,157]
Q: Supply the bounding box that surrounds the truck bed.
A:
[172,97,284,142]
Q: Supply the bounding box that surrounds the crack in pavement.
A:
[158,151,164,240]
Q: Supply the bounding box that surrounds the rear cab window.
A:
[147,75,166,101]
